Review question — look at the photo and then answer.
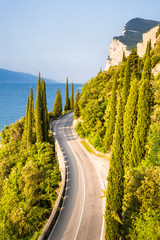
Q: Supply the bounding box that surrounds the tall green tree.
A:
[53,89,62,117]
[104,78,117,149]
[23,96,29,141]
[35,73,43,142]
[130,48,139,78]
[105,96,124,240]
[70,82,74,110]
[74,89,80,119]
[130,55,152,167]
[64,77,69,111]
[42,80,49,142]
[144,40,151,59]
[123,78,138,168]
[122,56,131,107]
[122,51,127,62]
[27,86,34,145]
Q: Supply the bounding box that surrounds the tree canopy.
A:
[0,77,61,239]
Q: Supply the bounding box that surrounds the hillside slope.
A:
[76,24,160,239]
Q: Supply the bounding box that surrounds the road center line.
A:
[63,116,86,240]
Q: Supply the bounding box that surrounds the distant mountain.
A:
[114,18,159,50]
[0,68,57,83]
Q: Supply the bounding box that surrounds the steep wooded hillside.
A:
[76,24,160,239]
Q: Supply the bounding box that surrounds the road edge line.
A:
[72,127,106,240]
[38,117,67,240]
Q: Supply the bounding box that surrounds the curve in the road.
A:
[49,112,104,240]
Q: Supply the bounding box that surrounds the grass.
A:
[81,140,107,158]
[81,140,95,154]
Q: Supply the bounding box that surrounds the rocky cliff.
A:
[137,25,159,57]
[105,39,131,70]
[105,18,159,71]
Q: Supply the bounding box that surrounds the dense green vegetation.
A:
[52,89,62,118]
[0,76,61,239]
[64,77,69,111]
[70,82,74,110]
[76,28,160,239]
[74,89,80,119]
[105,96,124,239]
[50,79,75,120]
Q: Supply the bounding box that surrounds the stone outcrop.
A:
[152,62,160,76]
[105,18,159,71]
[105,39,131,71]
[137,26,159,58]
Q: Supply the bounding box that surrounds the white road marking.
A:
[48,119,69,240]
[71,124,105,240]
[48,113,104,240]
[62,116,86,240]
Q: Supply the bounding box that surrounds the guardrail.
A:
[38,111,73,239]
[38,127,66,240]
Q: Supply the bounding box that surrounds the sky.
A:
[0,0,160,83]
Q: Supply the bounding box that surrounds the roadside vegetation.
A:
[0,75,61,239]
[49,78,74,120]
[0,75,76,239]
[76,25,160,239]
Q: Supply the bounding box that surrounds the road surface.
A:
[49,112,104,240]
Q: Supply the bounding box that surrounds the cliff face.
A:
[105,18,159,71]
[105,39,130,70]
[152,63,160,76]
[137,25,159,57]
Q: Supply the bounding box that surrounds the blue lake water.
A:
[0,83,82,132]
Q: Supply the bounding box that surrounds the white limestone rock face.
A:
[105,39,131,71]
[152,62,160,76]
[137,26,159,58]
[104,18,159,71]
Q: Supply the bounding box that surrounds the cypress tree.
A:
[123,78,138,168]
[23,96,29,141]
[53,89,62,117]
[26,96,29,121]
[130,48,139,78]
[144,40,151,59]
[70,82,74,110]
[122,51,127,62]
[129,55,152,167]
[104,78,117,149]
[74,89,80,119]
[122,56,131,107]
[64,77,69,111]
[68,97,70,110]
[105,96,124,240]
[27,86,34,145]
[35,74,43,142]
[42,80,49,142]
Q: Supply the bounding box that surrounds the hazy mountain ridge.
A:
[0,68,57,83]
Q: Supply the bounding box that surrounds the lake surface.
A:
[0,83,82,132]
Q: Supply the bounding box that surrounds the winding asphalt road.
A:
[49,112,104,240]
